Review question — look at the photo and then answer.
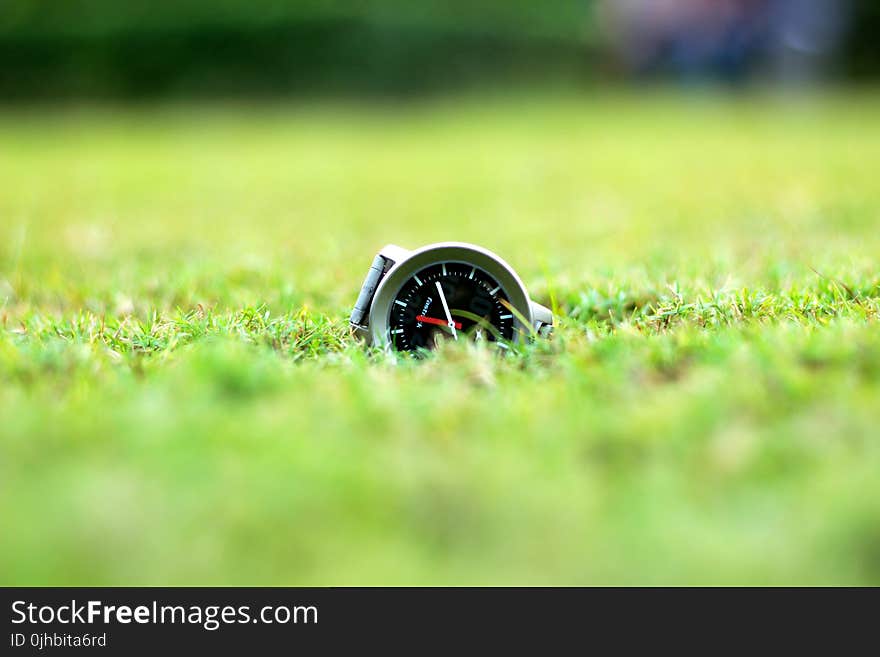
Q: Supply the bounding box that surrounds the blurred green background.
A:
[2,0,589,97]
[1,2,879,585]
[3,0,880,97]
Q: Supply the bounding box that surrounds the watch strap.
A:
[350,253,390,328]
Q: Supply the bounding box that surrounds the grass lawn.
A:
[1,91,879,585]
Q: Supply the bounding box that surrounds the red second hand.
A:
[416,315,462,330]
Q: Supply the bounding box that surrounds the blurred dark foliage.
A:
[0,0,591,98]
[847,0,880,78]
[0,0,877,99]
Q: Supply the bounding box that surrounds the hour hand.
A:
[417,315,462,330]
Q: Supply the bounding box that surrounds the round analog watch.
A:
[350,242,553,352]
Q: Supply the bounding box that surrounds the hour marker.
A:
[413,274,423,286]
[469,267,475,279]
[499,314,513,319]
[441,263,447,275]
[497,342,510,350]
[490,285,501,294]
[394,300,407,307]
[391,328,404,334]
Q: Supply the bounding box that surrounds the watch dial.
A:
[388,262,515,352]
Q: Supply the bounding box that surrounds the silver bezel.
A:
[368,242,533,348]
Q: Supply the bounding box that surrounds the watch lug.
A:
[351,323,372,345]
[378,244,411,267]
[530,300,554,336]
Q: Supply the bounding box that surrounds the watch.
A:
[349,242,553,352]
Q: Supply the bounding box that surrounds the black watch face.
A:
[388,262,516,352]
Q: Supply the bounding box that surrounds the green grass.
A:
[1,91,879,585]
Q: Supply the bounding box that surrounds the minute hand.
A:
[435,281,458,340]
